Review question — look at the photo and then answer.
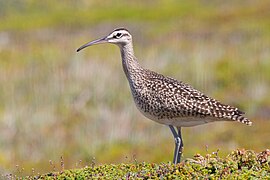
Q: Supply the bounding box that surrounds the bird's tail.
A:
[231,111,252,126]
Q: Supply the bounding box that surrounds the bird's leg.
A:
[177,127,183,163]
[169,125,183,164]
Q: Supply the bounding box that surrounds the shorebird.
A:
[76,28,252,164]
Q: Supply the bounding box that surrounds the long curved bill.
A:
[76,37,107,52]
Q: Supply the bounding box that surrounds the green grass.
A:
[13,149,270,179]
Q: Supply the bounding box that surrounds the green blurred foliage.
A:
[0,0,269,177]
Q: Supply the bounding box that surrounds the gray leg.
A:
[169,125,183,164]
[177,127,183,163]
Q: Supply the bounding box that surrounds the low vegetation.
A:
[11,149,269,179]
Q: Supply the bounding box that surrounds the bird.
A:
[76,28,252,164]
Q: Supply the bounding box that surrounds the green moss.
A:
[19,149,269,179]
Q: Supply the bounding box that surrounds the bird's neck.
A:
[120,42,142,81]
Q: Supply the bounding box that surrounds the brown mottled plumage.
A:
[130,69,251,127]
[77,28,252,164]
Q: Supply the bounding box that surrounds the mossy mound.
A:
[24,149,269,179]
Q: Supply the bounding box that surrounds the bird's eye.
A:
[115,33,122,38]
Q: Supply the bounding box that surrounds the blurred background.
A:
[0,0,269,176]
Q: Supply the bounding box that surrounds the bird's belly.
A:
[133,99,214,127]
[140,109,213,127]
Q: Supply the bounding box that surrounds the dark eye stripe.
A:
[113,35,119,38]
[112,33,129,39]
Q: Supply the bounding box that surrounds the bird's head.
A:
[77,28,132,52]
